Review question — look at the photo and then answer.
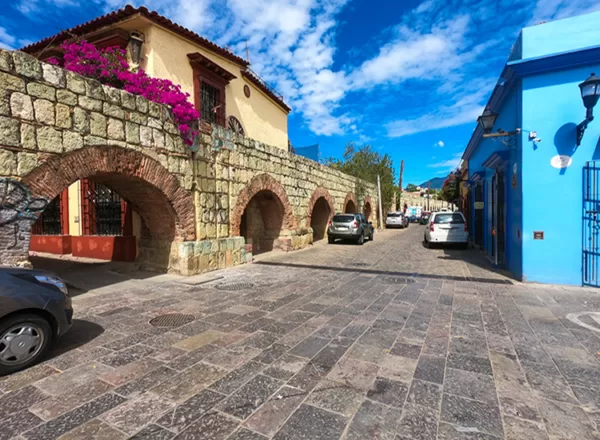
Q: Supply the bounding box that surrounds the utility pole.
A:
[427,182,430,211]
[399,160,404,213]
[377,175,384,229]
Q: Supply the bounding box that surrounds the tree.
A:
[326,143,397,212]
[405,183,418,192]
[440,172,460,203]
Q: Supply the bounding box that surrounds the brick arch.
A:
[307,187,335,222]
[363,195,374,221]
[22,146,196,241]
[343,192,358,213]
[230,174,294,236]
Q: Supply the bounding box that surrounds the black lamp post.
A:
[477,109,498,133]
[577,72,600,146]
[128,31,145,65]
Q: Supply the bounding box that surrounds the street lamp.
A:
[128,31,145,65]
[477,109,498,133]
[577,72,600,146]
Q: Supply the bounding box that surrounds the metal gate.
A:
[81,180,123,236]
[583,161,600,286]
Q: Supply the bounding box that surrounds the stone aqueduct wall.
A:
[0,50,378,275]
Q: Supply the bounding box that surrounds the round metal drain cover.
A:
[149,313,195,327]
[215,282,255,291]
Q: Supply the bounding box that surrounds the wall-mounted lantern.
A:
[577,72,600,146]
[128,31,145,65]
[477,109,498,133]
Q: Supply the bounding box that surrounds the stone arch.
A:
[307,187,335,241]
[344,192,358,214]
[231,174,294,237]
[363,195,374,221]
[22,146,196,243]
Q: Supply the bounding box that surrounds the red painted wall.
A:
[30,236,72,255]
[72,236,137,261]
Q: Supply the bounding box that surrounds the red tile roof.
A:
[20,5,250,67]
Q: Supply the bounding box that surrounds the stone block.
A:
[13,51,42,79]
[73,107,89,133]
[63,131,83,151]
[90,112,107,137]
[42,63,65,87]
[56,104,72,129]
[0,49,12,72]
[0,148,16,175]
[128,111,147,125]
[37,126,62,152]
[148,101,161,118]
[148,117,162,129]
[136,95,148,113]
[0,90,8,116]
[66,71,86,94]
[84,135,107,146]
[27,82,56,101]
[79,95,102,112]
[103,102,125,119]
[85,78,104,100]
[20,123,36,150]
[102,85,121,104]
[17,152,38,175]
[140,126,152,146]
[0,116,19,146]
[121,90,136,109]
[10,92,33,120]
[107,118,124,140]
[57,89,77,106]
[125,122,140,144]
[152,129,165,148]
[33,99,55,125]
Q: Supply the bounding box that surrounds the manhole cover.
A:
[215,282,256,291]
[566,312,600,334]
[149,313,195,327]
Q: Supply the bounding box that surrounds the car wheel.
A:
[460,242,469,250]
[328,236,335,244]
[357,234,364,245]
[0,314,52,376]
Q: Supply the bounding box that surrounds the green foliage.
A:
[326,142,397,211]
[405,183,418,192]
[440,173,460,202]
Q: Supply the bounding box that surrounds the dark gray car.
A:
[327,213,374,245]
[0,267,73,375]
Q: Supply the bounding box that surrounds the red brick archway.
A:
[344,192,358,214]
[22,146,196,242]
[363,195,374,221]
[231,174,294,237]
[307,187,335,241]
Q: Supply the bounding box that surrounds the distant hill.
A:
[419,177,445,190]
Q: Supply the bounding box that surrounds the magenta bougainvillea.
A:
[48,40,199,146]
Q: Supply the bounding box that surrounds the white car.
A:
[386,212,409,228]
[424,212,468,248]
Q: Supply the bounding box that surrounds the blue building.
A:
[462,12,600,286]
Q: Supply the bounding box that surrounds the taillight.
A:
[464,223,468,232]
[328,220,332,226]
[430,223,434,232]
[352,221,358,228]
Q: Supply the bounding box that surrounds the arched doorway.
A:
[231,174,294,255]
[2,146,195,271]
[307,187,335,242]
[363,195,374,221]
[343,192,358,214]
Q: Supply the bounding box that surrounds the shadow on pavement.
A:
[254,261,513,284]
[44,319,105,361]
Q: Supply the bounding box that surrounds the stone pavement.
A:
[2,225,600,439]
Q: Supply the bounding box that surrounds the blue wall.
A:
[521,63,600,285]
[521,11,600,59]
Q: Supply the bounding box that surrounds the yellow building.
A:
[22,5,291,150]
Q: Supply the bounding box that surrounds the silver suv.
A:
[327,213,374,245]
[386,212,409,228]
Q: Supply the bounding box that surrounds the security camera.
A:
[534,138,542,143]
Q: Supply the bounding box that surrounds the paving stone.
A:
[24,393,126,440]
[447,353,493,376]
[226,428,268,440]
[56,419,127,440]
[444,368,498,404]
[151,363,227,402]
[306,379,364,417]
[99,344,156,367]
[168,345,220,371]
[347,343,387,363]
[264,354,307,380]
[174,411,238,440]
[129,424,175,440]
[174,330,227,351]
[525,370,578,404]
[244,385,305,436]
[537,398,599,439]
[252,343,289,364]
[345,398,401,440]
[406,379,443,409]
[502,416,549,440]
[210,361,265,395]
[156,389,226,433]
[0,410,44,440]
[366,376,408,407]
[289,336,330,358]
[327,357,378,390]
[272,404,347,440]
[100,357,164,386]
[357,328,398,349]
[378,354,418,383]
[437,422,501,439]
[390,342,422,359]
[0,385,48,419]
[101,392,175,435]
[413,354,446,384]
[441,393,503,438]
[174,320,212,337]
[0,364,59,393]
[114,366,177,398]
[205,346,263,370]
[218,374,283,420]
[49,346,113,371]
[30,379,112,421]
[35,362,114,396]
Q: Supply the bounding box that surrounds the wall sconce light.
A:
[577,72,600,146]
[478,108,521,148]
[477,109,498,133]
[128,31,145,65]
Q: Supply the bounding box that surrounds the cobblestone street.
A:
[2,225,600,439]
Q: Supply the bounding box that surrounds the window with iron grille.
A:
[200,81,225,126]
[82,181,123,236]
[31,195,61,235]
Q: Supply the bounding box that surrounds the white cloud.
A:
[428,153,462,171]
[0,27,17,50]
[435,141,445,148]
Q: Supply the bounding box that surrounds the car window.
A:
[433,213,465,224]
[387,213,402,217]
[332,215,355,222]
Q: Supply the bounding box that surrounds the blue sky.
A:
[2,0,600,185]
